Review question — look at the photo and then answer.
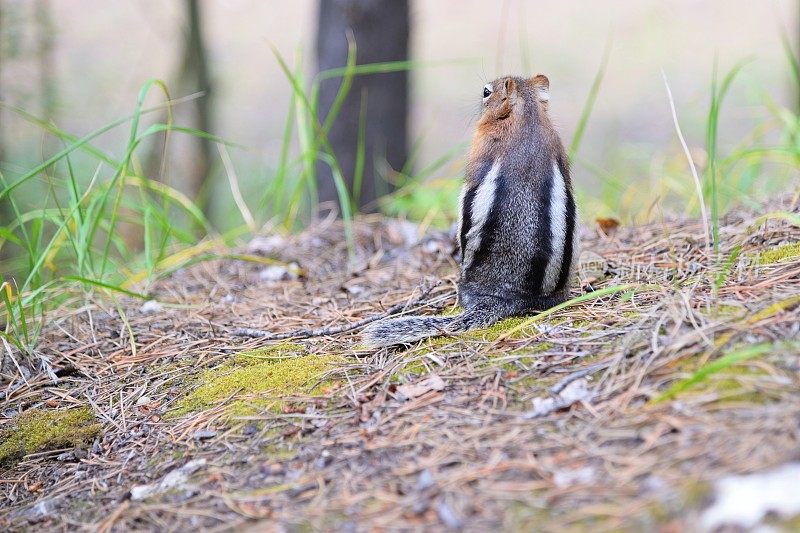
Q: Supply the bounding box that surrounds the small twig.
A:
[550,362,609,395]
[231,281,441,340]
[95,499,130,533]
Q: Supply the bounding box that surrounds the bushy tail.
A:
[361,308,501,348]
[361,292,570,348]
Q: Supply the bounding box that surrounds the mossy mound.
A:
[0,407,101,466]
[691,366,773,404]
[700,303,746,319]
[463,316,533,341]
[231,342,306,366]
[391,316,556,379]
[756,241,800,265]
[171,345,341,418]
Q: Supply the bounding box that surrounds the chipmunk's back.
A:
[458,75,577,313]
[362,74,578,348]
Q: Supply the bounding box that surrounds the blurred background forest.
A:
[0,0,798,352]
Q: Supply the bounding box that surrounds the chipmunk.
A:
[362,74,579,347]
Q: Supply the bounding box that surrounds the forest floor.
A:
[1,199,800,532]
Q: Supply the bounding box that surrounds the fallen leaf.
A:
[130,459,206,501]
[282,426,300,438]
[396,374,446,401]
[265,463,284,475]
[192,429,217,440]
[526,378,594,418]
[596,217,620,235]
[205,471,224,484]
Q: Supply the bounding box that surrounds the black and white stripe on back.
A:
[542,162,568,293]
[554,155,576,292]
[525,163,553,294]
[461,160,502,271]
[457,160,493,260]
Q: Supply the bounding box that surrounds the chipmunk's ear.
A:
[503,78,517,97]
[530,74,550,104]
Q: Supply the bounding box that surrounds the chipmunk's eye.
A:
[483,84,493,99]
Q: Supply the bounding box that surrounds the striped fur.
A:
[543,162,568,293]
[362,74,578,348]
[554,154,577,292]
[462,160,501,271]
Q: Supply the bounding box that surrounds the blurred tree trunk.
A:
[0,0,9,249]
[180,0,213,208]
[315,0,409,212]
[143,0,213,208]
[0,3,10,269]
[133,0,213,251]
[35,0,55,120]
[0,3,4,169]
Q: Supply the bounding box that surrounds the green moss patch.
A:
[463,316,533,341]
[661,356,774,404]
[231,342,306,366]
[757,241,800,265]
[697,367,773,403]
[171,347,341,418]
[0,407,101,466]
[701,303,746,319]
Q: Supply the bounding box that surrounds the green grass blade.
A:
[318,152,355,258]
[713,244,741,296]
[64,276,150,300]
[653,342,794,402]
[746,211,800,231]
[316,58,460,83]
[569,34,612,161]
[14,281,29,345]
[499,284,646,340]
[321,31,357,135]
[353,89,368,206]
[0,90,201,201]
[705,57,751,252]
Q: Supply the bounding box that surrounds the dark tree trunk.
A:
[315,0,409,212]
[181,0,213,206]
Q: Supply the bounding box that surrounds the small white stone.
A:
[135,396,151,407]
[701,462,800,531]
[140,300,162,314]
[259,263,299,282]
[259,265,289,281]
[345,285,366,296]
[247,235,285,255]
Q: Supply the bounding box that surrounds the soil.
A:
[1,202,799,532]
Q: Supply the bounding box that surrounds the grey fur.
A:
[362,75,578,348]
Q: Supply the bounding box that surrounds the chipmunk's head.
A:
[478,74,550,127]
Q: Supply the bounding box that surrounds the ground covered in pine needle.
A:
[2,199,800,531]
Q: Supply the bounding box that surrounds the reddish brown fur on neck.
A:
[466,75,560,186]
